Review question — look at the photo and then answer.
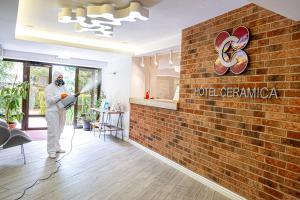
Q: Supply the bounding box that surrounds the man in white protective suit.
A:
[45,71,69,159]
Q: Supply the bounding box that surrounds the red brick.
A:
[287,131,300,140]
[284,107,300,114]
[258,191,278,200]
[258,177,278,188]
[265,157,286,169]
[263,186,284,199]
[279,185,300,199]
[286,163,300,173]
[292,32,300,40]
[267,28,290,37]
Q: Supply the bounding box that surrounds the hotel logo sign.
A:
[214,26,249,75]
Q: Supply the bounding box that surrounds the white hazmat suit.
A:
[45,71,69,157]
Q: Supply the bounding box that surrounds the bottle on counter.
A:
[145,89,150,99]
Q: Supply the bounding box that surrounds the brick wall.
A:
[130,4,300,200]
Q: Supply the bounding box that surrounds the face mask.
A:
[55,79,65,87]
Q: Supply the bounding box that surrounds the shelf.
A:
[104,124,124,131]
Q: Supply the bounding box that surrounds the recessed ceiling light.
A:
[154,53,158,66]
[57,53,71,59]
[169,50,173,65]
[141,56,145,67]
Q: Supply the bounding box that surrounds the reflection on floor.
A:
[25,130,47,141]
[28,117,48,129]
[0,127,230,200]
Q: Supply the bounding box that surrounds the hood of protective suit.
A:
[52,71,63,83]
[45,71,68,111]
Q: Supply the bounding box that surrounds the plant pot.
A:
[8,122,17,129]
[83,120,91,131]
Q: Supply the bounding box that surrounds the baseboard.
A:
[114,130,129,142]
[129,139,247,200]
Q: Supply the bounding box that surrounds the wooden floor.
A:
[0,127,230,200]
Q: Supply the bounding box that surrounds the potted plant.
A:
[82,112,94,131]
[82,91,106,131]
[0,80,29,129]
[79,94,91,130]
[95,91,106,108]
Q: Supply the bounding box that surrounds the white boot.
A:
[49,152,56,159]
[56,149,66,153]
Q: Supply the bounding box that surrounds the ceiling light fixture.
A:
[58,1,149,38]
[141,56,145,67]
[154,53,158,66]
[169,50,173,65]
[57,53,71,60]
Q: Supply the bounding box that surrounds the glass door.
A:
[76,69,93,128]
[75,68,101,128]
[26,65,50,129]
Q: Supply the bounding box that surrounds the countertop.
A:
[129,98,178,110]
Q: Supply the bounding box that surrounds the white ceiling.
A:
[0,0,123,63]
[14,0,250,55]
[0,0,299,63]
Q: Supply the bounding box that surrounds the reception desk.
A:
[129,98,178,110]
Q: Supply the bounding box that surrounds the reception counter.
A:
[129,98,178,110]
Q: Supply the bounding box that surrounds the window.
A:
[0,61,23,87]
[0,61,24,128]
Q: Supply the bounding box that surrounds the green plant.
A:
[38,90,46,115]
[95,91,106,108]
[66,108,74,125]
[83,112,95,122]
[0,80,29,123]
[77,94,90,114]
[0,61,15,86]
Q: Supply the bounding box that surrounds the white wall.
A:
[131,57,145,98]
[101,55,132,139]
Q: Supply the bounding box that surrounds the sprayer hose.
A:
[15,127,76,200]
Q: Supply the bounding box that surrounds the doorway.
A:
[22,62,101,130]
[23,64,51,130]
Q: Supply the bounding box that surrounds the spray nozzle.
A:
[74,92,81,97]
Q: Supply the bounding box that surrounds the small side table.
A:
[90,108,124,141]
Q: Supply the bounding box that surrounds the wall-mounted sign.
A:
[214,26,249,75]
[195,87,278,99]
